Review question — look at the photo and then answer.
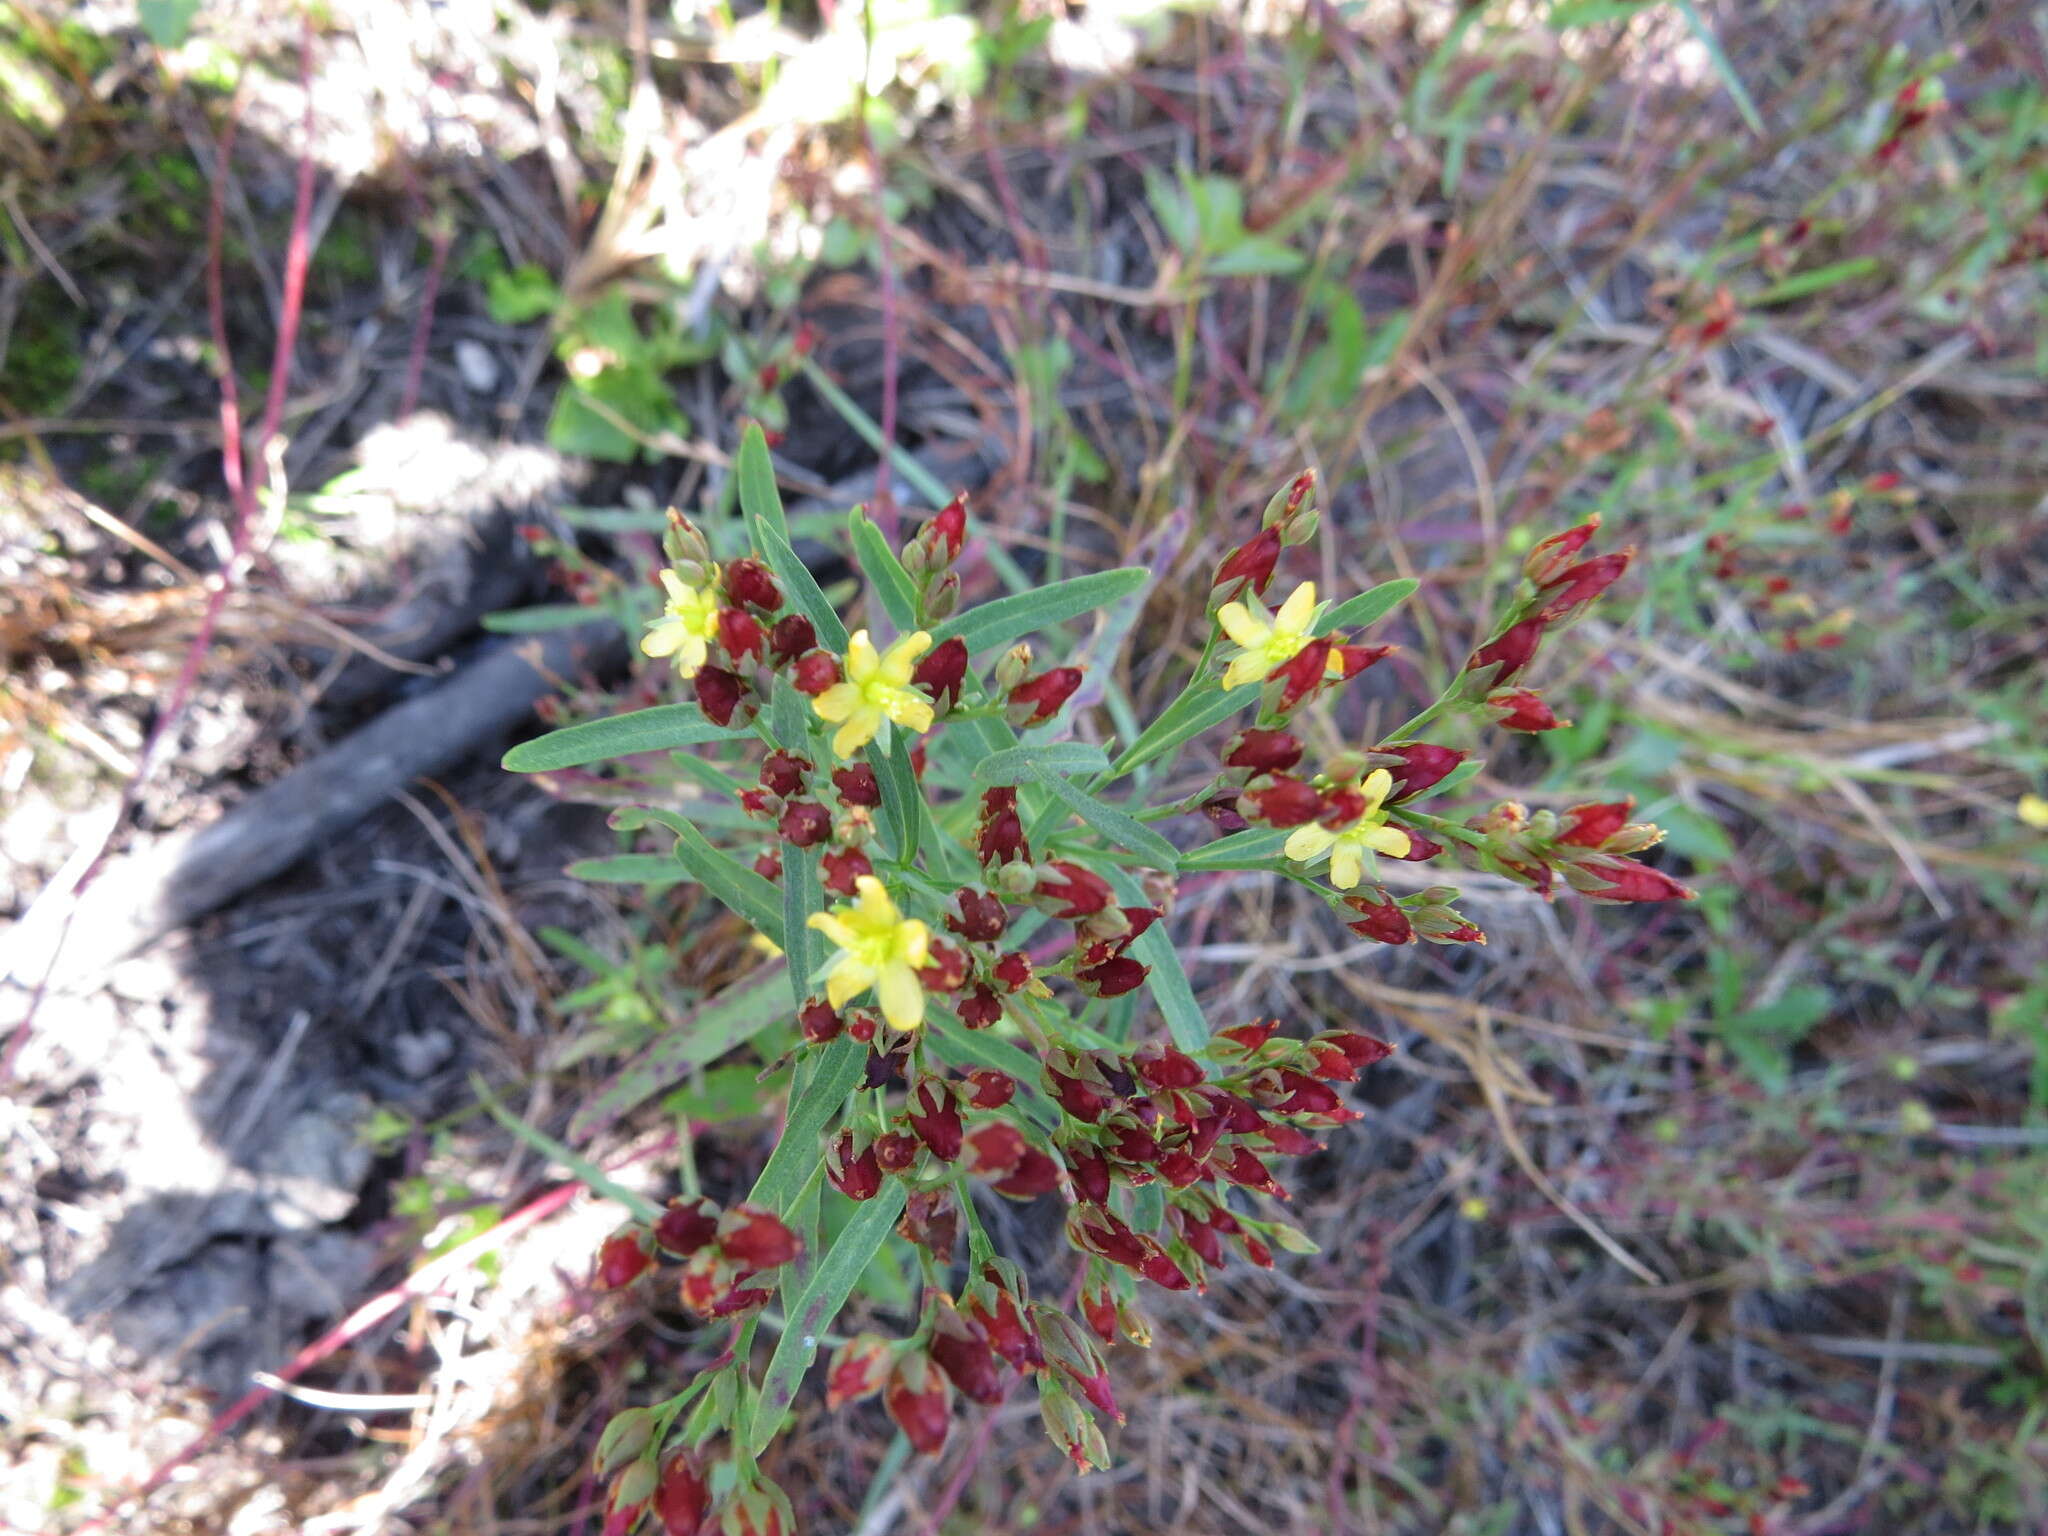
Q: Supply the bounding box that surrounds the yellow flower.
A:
[1282,767,1412,890]
[641,568,722,678]
[807,875,931,1030]
[810,629,936,758]
[1216,580,1343,690]
[2020,793,2048,830]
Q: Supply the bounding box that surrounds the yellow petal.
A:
[1285,823,1335,862]
[1275,581,1317,634]
[2020,793,2048,829]
[887,693,935,734]
[673,635,707,679]
[1329,841,1364,890]
[808,912,859,950]
[879,630,933,686]
[877,962,925,1030]
[1360,768,1395,815]
[845,630,880,684]
[897,918,930,968]
[1221,655,1269,691]
[1216,601,1267,648]
[853,875,896,923]
[659,569,689,604]
[641,620,684,658]
[1365,824,1412,859]
[832,711,878,759]
[825,958,874,1010]
[811,683,862,723]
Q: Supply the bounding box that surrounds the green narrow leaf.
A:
[1672,0,1764,135]
[1104,682,1248,778]
[848,509,920,630]
[782,847,824,1011]
[569,967,791,1140]
[972,742,1112,783]
[1176,828,1289,873]
[1313,578,1420,636]
[475,1076,662,1221]
[747,1183,909,1455]
[565,854,694,886]
[503,707,746,773]
[737,422,792,544]
[1105,869,1207,1051]
[616,807,782,934]
[481,603,605,634]
[748,1036,866,1213]
[867,734,922,863]
[1754,257,1880,305]
[929,568,1150,657]
[1039,776,1181,868]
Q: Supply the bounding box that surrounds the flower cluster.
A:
[526,435,1694,1531]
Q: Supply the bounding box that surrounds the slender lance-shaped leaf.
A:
[569,966,791,1141]
[1312,578,1420,636]
[781,846,824,1012]
[503,706,746,773]
[747,1036,866,1214]
[481,603,607,634]
[1175,828,1289,873]
[612,806,781,935]
[848,509,920,631]
[1104,682,1247,778]
[971,741,1111,783]
[930,568,1149,657]
[565,854,696,886]
[1039,776,1181,869]
[737,424,850,650]
[747,1183,909,1455]
[1106,868,1208,1052]
[474,1076,662,1222]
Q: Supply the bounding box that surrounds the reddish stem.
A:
[399,223,453,421]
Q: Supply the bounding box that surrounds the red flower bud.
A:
[1330,642,1393,680]
[1556,799,1633,848]
[654,1453,712,1536]
[1218,1019,1280,1052]
[717,607,765,663]
[965,1068,1016,1109]
[962,1120,1028,1177]
[1134,1047,1204,1090]
[827,1129,884,1200]
[1465,616,1547,685]
[1343,890,1413,944]
[1081,1281,1117,1344]
[778,800,831,847]
[1486,687,1566,732]
[1565,856,1694,904]
[1203,795,1250,833]
[992,951,1032,992]
[821,845,874,895]
[946,888,1007,942]
[1174,1207,1224,1267]
[873,1130,922,1174]
[790,649,841,695]
[717,1204,801,1271]
[695,665,747,726]
[768,612,816,662]
[1064,1147,1113,1204]
[654,1196,721,1257]
[990,1145,1061,1199]
[912,636,970,708]
[800,998,843,1043]
[761,749,810,798]
[1140,1249,1193,1291]
[1211,525,1282,604]
[884,1351,953,1455]
[977,787,1029,866]
[1523,516,1600,586]
[964,1274,1041,1370]
[1005,666,1084,727]
[1038,860,1113,920]
[753,849,782,881]
[826,1333,893,1408]
[1223,728,1303,777]
[924,492,968,564]
[1075,955,1146,997]
[1219,1145,1281,1196]
[908,1079,965,1162]
[1384,824,1442,861]
[724,557,782,611]
[831,762,880,808]
[1047,1069,1112,1124]
[595,1231,651,1289]
[957,985,1003,1028]
[927,1297,1005,1405]
[1318,1030,1396,1073]
[1244,775,1323,828]
[1266,637,1332,713]
[1378,742,1468,802]
[1535,549,1631,623]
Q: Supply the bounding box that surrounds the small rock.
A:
[455,339,500,393]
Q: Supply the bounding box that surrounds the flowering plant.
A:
[508,427,1690,1534]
